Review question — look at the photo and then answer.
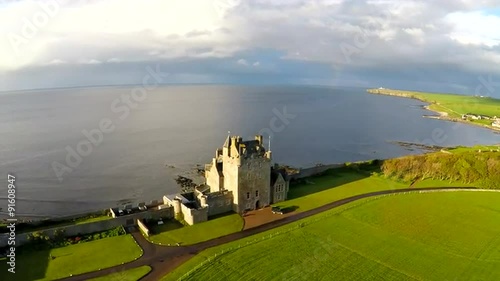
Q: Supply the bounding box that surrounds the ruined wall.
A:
[180,204,208,225]
[137,219,150,237]
[0,207,173,247]
[206,190,233,217]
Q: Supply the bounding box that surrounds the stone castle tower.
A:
[205,134,272,213]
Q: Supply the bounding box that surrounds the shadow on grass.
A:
[288,166,380,200]
[0,247,50,281]
[149,220,184,235]
[208,211,237,221]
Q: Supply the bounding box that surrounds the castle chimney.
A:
[255,135,263,145]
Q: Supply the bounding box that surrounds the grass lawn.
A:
[446,145,500,153]
[148,213,243,245]
[87,265,151,281]
[367,88,500,129]
[274,170,429,212]
[164,191,500,281]
[0,234,142,281]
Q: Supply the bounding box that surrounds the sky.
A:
[1,0,500,97]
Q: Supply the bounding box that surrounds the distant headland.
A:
[367,88,500,132]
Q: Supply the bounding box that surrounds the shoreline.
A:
[368,89,500,133]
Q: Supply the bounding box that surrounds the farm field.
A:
[0,234,142,281]
[164,191,500,281]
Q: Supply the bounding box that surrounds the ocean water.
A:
[0,85,498,218]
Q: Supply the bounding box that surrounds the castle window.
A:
[255,190,259,197]
[246,192,250,199]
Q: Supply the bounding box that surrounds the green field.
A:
[0,234,142,281]
[1,214,112,233]
[88,266,151,281]
[275,170,407,212]
[367,88,500,129]
[446,145,500,153]
[272,163,475,213]
[164,191,500,281]
[148,213,243,245]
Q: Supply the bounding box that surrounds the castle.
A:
[163,134,290,225]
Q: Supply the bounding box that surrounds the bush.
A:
[380,151,500,188]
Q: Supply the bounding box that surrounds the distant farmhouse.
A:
[163,134,290,225]
[492,117,500,128]
[462,113,494,121]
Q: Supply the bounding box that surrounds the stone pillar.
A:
[173,198,182,215]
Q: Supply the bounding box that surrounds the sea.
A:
[0,85,498,218]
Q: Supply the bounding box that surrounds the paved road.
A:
[60,187,481,281]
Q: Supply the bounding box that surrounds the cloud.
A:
[107,58,121,63]
[46,59,66,65]
[237,58,248,66]
[0,0,499,94]
[80,59,102,65]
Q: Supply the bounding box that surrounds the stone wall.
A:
[272,175,288,203]
[137,219,150,237]
[181,204,208,225]
[0,207,173,247]
[289,164,345,180]
[236,157,272,212]
[206,190,233,217]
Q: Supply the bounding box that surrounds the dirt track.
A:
[60,187,480,281]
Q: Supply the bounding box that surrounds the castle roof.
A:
[271,168,288,186]
[223,135,230,148]
[240,140,266,157]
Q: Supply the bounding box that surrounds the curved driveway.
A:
[60,187,486,281]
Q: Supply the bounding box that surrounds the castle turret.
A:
[200,196,207,207]
[173,198,182,215]
[255,135,263,145]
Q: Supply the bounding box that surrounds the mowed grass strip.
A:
[164,191,500,281]
[0,234,143,281]
[87,265,151,281]
[148,213,243,245]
